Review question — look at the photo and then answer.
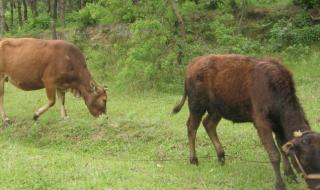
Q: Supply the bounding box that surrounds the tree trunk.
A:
[10,0,14,30]
[80,0,85,9]
[50,0,58,39]
[23,0,28,21]
[47,0,51,13]
[132,0,139,5]
[29,0,38,17]
[60,0,65,27]
[170,0,186,65]
[0,0,7,33]
[17,0,23,26]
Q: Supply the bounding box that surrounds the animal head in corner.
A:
[282,131,320,190]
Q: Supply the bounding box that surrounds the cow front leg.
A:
[0,77,10,126]
[255,116,286,190]
[275,135,298,183]
[57,89,68,119]
[33,85,56,120]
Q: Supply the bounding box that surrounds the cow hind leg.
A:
[57,89,68,119]
[0,76,10,126]
[33,85,56,120]
[275,134,298,183]
[187,112,204,165]
[202,114,225,165]
[255,116,286,190]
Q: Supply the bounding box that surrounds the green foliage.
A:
[180,1,198,17]
[282,44,312,60]
[293,0,320,9]
[116,19,177,91]
[206,0,224,9]
[67,1,136,28]
[22,13,50,32]
[270,20,320,49]
[210,14,261,54]
[98,0,136,22]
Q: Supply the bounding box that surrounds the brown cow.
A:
[0,38,107,124]
[172,54,320,190]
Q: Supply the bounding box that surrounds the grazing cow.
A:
[0,38,107,124]
[172,54,320,190]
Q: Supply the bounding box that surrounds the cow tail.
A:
[172,82,187,115]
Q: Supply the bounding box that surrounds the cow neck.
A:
[281,103,310,141]
[78,84,92,101]
[77,70,96,101]
[77,79,94,102]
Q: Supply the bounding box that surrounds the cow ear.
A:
[282,142,295,155]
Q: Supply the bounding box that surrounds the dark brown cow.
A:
[0,38,107,124]
[172,54,320,190]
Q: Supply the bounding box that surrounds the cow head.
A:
[282,131,320,190]
[85,81,107,117]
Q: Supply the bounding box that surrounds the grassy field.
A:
[0,55,319,190]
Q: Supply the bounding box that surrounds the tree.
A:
[60,0,65,27]
[17,0,23,27]
[169,0,186,65]
[0,0,7,33]
[29,0,38,17]
[23,0,28,21]
[50,0,58,39]
[47,0,51,13]
[132,0,140,5]
[10,0,14,30]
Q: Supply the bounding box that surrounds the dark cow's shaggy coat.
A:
[172,54,320,190]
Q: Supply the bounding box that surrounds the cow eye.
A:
[301,137,310,145]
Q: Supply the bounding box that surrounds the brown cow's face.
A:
[283,132,320,190]
[86,86,107,117]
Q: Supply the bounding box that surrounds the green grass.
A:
[0,56,319,190]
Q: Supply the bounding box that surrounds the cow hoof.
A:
[218,152,225,165]
[276,181,286,190]
[33,114,39,121]
[190,157,199,165]
[285,173,298,184]
[218,157,225,165]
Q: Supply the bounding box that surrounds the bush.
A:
[22,13,50,32]
[67,1,136,28]
[282,44,311,60]
[270,20,320,49]
[293,0,320,9]
[116,19,175,91]
[209,14,261,54]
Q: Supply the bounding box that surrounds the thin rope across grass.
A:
[112,154,270,164]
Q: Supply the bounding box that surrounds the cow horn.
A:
[103,85,108,91]
[90,81,96,92]
[282,142,294,155]
[294,130,303,138]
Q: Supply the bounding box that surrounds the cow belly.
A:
[209,101,252,123]
[8,77,44,90]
